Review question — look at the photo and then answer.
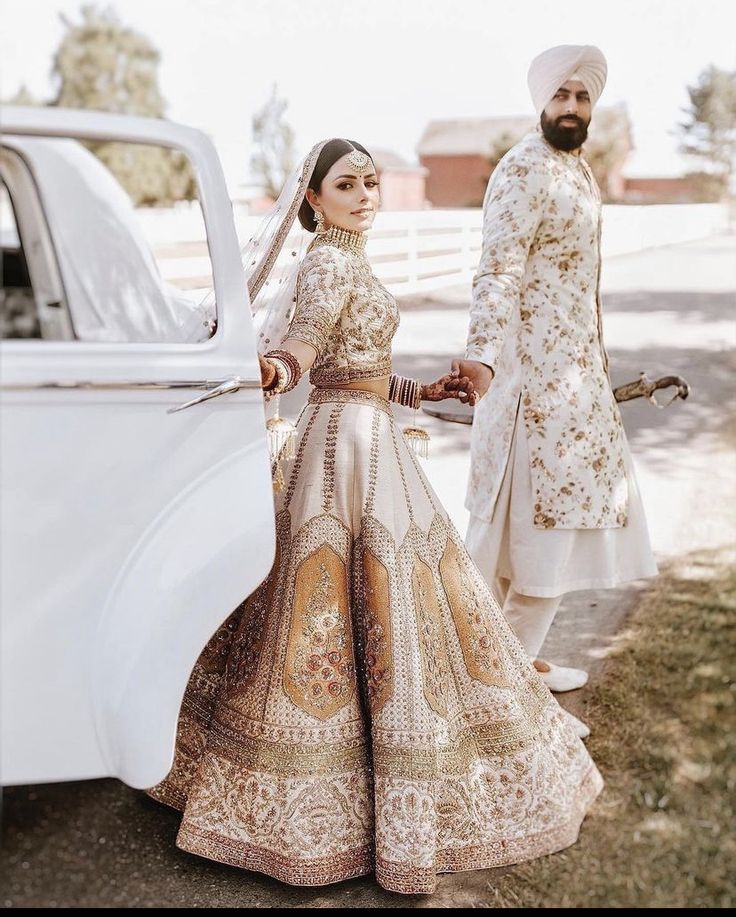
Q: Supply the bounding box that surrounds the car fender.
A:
[90,440,275,789]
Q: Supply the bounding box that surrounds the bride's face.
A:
[306,152,380,233]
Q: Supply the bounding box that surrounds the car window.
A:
[1,179,37,339]
[1,137,218,344]
[1,173,74,341]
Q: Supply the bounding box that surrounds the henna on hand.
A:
[422,374,478,406]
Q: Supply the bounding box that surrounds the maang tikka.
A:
[346,149,372,175]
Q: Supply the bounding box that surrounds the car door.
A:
[0,107,274,789]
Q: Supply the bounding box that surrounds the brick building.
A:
[372,149,428,210]
[623,176,705,203]
[418,117,534,207]
[418,108,633,207]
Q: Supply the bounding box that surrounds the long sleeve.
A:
[287,244,352,359]
[465,148,549,369]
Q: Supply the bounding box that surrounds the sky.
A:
[2,0,735,190]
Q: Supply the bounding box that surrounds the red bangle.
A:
[266,349,302,393]
[389,373,421,409]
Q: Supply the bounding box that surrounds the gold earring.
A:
[314,209,326,233]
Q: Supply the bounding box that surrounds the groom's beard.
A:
[541,111,590,151]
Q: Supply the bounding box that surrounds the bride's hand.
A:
[259,355,276,391]
[421,373,478,406]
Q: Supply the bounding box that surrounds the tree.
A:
[682,171,728,203]
[488,131,519,172]
[471,129,523,206]
[51,4,196,205]
[679,65,736,198]
[473,109,633,205]
[3,84,40,106]
[586,105,633,202]
[52,4,164,115]
[251,85,296,200]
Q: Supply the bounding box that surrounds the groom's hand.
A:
[422,373,478,405]
[446,360,494,400]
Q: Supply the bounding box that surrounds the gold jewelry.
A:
[402,418,430,459]
[346,149,372,174]
[262,350,302,490]
[314,209,326,233]
[265,391,299,493]
[388,374,431,458]
[322,224,366,253]
[267,348,302,393]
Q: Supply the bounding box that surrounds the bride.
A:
[146,138,603,895]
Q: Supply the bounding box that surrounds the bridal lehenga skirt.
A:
[147,388,603,894]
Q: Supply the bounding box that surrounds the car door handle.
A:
[167,376,260,414]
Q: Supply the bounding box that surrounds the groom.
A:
[448,45,657,727]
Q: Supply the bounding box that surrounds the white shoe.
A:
[535,660,589,693]
[562,709,591,740]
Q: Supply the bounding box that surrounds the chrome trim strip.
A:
[0,377,262,392]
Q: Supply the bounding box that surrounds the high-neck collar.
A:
[321,224,367,254]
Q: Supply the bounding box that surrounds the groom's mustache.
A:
[556,115,585,128]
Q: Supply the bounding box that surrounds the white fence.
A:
[143,203,730,299]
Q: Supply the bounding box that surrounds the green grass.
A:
[481,547,736,908]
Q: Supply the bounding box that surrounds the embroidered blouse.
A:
[287,226,399,386]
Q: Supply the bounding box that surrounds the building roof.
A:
[417,117,536,156]
[371,148,426,174]
[418,108,631,158]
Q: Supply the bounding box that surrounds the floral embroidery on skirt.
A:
[146,389,603,894]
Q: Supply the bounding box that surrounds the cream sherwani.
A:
[465,131,656,601]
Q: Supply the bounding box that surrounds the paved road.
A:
[3,234,734,908]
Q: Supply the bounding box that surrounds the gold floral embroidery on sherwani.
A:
[465,131,628,529]
[147,229,603,895]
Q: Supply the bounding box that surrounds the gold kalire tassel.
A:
[403,410,430,458]
[266,395,298,492]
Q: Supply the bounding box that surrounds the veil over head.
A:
[244,139,329,354]
[196,139,330,353]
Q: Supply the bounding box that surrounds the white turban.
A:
[528,44,607,115]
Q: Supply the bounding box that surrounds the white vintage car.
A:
[0,107,275,789]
